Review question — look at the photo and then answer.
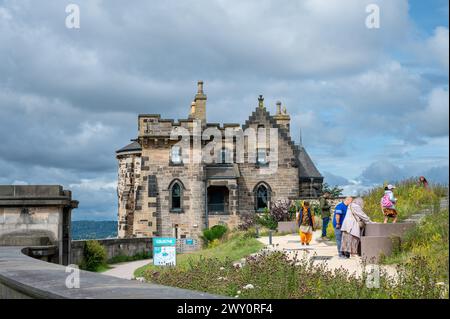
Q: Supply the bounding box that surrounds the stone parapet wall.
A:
[0,246,223,299]
[71,237,152,265]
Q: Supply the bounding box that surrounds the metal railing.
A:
[208,203,229,215]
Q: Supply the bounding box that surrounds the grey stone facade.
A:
[116,82,323,240]
[0,185,78,265]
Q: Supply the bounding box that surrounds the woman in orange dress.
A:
[296,201,315,245]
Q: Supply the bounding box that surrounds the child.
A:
[296,201,315,245]
[380,184,398,223]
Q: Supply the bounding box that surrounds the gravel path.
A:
[102,258,152,280]
[257,231,397,278]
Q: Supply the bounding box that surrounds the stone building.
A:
[116,81,323,240]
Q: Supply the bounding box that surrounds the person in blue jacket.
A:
[333,197,353,258]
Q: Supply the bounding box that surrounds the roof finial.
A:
[258,95,264,108]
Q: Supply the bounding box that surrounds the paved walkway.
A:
[257,231,397,278]
[257,198,449,278]
[102,258,152,280]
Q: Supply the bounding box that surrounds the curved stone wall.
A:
[0,246,223,299]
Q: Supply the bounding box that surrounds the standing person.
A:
[319,192,332,240]
[380,184,398,224]
[418,176,429,189]
[332,197,353,258]
[341,197,372,258]
[296,201,315,246]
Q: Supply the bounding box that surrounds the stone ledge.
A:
[0,246,225,299]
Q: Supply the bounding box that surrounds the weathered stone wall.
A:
[71,237,152,265]
[139,139,205,242]
[238,107,300,217]
[0,207,61,245]
[0,185,77,265]
[0,246,223,299]
[117,152,142,238]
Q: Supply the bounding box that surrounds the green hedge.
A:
[202,224,228,244]
[81,240,107,271]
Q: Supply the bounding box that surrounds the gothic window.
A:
[169,180,184,213]
[255,183,270,212]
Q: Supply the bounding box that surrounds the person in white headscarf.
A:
[340,197,372,258]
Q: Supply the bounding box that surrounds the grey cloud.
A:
[323,171,350,186]
[360,160,408,184]
[422,166,449,184]
[0,0,447,220]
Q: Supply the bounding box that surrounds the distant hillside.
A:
[71,220,118,240]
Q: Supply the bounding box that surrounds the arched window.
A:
[255,183,270,212]
[170,182,182,212]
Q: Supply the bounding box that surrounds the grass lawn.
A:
[134,232,264,278]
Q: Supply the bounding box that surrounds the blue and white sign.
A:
[153,237,176,266]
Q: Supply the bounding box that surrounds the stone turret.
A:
[273,101,290,132]
[191,81,207,123]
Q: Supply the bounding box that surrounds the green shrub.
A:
[383,208,449,283]
[362,178,442,222]
[81,240,107,271]
[146,250,447,299]
[256,207,278,230]
[107,251,152,264]
[202,224,228,245]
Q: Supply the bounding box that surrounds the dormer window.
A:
[171,145,182,164]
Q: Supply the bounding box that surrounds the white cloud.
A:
[413,86,449,137]
[69,178,117,192]
[427,26,449,68]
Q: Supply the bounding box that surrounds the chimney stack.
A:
[191,81,207,123]
[273,101,290,133]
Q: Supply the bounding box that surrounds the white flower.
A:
[243,284,254,289]
[234,295,239,298]
[220,267,225,270]
[237,290,241,294]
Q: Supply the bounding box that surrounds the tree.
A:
[322,183,344,197]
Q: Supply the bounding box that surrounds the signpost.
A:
[153,237,176,266]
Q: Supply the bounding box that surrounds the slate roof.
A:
[296,146,322,178]
[116,141,142,154]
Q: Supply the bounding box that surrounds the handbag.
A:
[350,205,365,228]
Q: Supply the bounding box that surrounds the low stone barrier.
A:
[71,237,152,265]
[277,221,298,234]
[361,222,416,263]
[0,246,224,299]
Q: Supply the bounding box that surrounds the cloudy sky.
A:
[0,0,448,220]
